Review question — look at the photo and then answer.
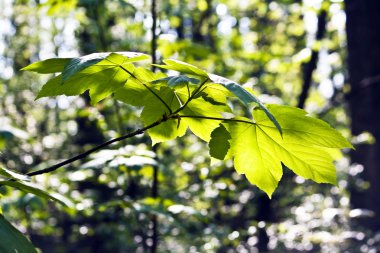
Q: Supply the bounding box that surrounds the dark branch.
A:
[26,116,170,177]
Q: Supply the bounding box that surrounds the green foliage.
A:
[21,58,71,74]
[0,215,37,253]
[23,53,352,197]
[22,52,149,104]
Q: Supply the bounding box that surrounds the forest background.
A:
[1,0,379,252]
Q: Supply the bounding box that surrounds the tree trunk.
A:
[345,0,380,230]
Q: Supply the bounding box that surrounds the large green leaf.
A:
[36,53,136,104]
[0,181,70,206]
[61,51,149,81]
[21,58,71,73]
[208,73,282,135]
[0,215,37,253]
[209,104,352,197]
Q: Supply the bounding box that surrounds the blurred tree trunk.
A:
[345,0,380,230]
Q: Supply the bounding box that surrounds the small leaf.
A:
[209,124,231,160]
[208,73,282,135]
[154,59,208,77]
[0,215,37,253]
[0,167,30,181]
[21,58,71,73]
[0,181,69,206]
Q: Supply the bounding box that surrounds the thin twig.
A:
[24,113,257,178]
[26,116,171,177]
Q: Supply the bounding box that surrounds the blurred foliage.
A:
[0,0,378,252]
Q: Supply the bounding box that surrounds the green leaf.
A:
[198,83,232,105]
[0,181,69,206]
[114,67,166,106]
[36,53,136,104]
[62,51,149,81]
[208,73,282,135]
[140,84,227,144]
[211,104,352,197]
[0,215,37,253]
[141,87,187,145]
[0,167,30,181]
[209,124,231,160]
[255,105,353,149]
[154,59,208,77]
[21,58,71,73]
[176,86,229,142]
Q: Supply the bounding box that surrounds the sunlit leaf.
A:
[21,58,71,73]
[210,104,352,197]
[36,53,135,104]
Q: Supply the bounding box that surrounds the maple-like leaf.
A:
[209,104,352,197]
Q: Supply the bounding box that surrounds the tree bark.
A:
[345,0,380,230]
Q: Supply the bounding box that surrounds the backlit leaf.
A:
[21,58,71,73]
[36,53,135,104]
[210,104,352,197]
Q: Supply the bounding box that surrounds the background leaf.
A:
[0,215,37,253]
